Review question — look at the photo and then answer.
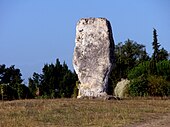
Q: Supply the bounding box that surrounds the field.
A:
[0,98,170,127]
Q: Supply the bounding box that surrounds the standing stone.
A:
[73,18,114,98]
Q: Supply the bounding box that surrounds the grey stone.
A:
[73,18,115,98]
[114,79,130,99]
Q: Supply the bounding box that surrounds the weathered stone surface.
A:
[114,79,130,99]
[73,18,114,98]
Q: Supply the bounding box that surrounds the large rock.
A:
[114,79,130,99]
[73,18,114,98]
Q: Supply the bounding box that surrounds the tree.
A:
[108,39,149,95]
[150,28,168,75]
[0,64,30,100]
[152,28,160,62]
[113,39,149,79]
[158,48,169,61]
[28,72,42,98]
[151,28,168,62]
[28,58,78,98]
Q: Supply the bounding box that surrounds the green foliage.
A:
[149,60,157,75]
[0,64,30,100]
[109,39,149,95]
[152,28,160,62]
[114,39,149,79]
[158,48,169,61]
[156,60,170,79]
[128,60,170,97]
[128,75,170,97]
[17,83,30,99]
[0,84,17,100]
[121,40,146,71]
[128,60,170,79]
[152,28,168,62]
[72,81,79,98]
[149,28,169,75]
[58,70,77,98]
[128,61,150,79]
[128,75,149,97]
[28,72,43,98]
[147,75,170,96]
[28,58,78,98]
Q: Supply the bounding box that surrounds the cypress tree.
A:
[152,28,160,62]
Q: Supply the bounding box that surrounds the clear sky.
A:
[0,0,170,84]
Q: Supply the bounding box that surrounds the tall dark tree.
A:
[152,28,160,62]
[28,58,78,98]
[150,28,168,75]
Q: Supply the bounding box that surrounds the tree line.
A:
[0,28,170,100]
[0,65,30,100]
[108,28,170,96]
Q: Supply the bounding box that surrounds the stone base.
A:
[77,94,119,100]
[77,83,108,98]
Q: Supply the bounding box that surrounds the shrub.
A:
[127,60,170,97]
[156,60,170,79]
[128,60,170,79]
[128,75,149,97]
[128,61,150,79]
[147,75,170,96]
[128,75,170,97]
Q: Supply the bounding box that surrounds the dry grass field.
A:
[0,98,170,127]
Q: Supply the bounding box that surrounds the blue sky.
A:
[0,0,170,84]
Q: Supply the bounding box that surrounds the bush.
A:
[128,75,170,97]
[127,60,170,97]
[156,60,170,79]
[128,75,149,97]
[147,75,170,96]
[128,60,170,79]
[128,61,150,79]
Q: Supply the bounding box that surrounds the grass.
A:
[0,98,170,127]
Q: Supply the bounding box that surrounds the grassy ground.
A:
[0,98,170,127]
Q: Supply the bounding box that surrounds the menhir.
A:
[73,18,115,98]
